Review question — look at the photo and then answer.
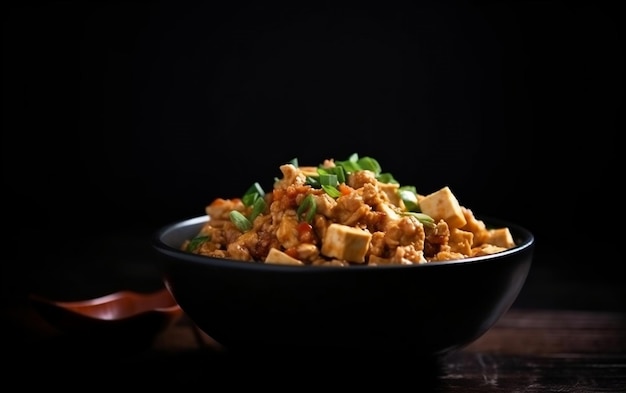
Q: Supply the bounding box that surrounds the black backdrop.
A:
[3,1,624,303]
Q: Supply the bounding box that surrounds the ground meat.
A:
[183,155,516,266]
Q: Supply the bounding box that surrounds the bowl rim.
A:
[153,214,534,272]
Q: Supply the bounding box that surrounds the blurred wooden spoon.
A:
[29,289,183,340]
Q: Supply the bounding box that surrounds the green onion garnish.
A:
[230,210,252,232]
[399,187,419,212]
[249,197,266,223]
[242,182,265,207]
[335,159,361,173]
[402,212,436,229]
[322,185,341,198]
[297,194,317,223]
[186,235,210,252]
[319,173,338,187]
[333,166,346,184]
[305,176,321,188]
[334,153,381,174]
[376,172,398,184]
[356,156,381,175]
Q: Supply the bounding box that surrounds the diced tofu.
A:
[460,207,487,233]
[368,255,392,265]
[378,182,402,207]
[265,248,305,266]
[321,223,372,264]
[378,202,401,222]
[418,186,467,229]
[448,228,474,255]
[483,228,516,249]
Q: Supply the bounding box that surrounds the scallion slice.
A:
[399,187,419,212]
[242,182,265,207]
[322,185,341,198]
[319,173,338,187]
[333,166,346,184]
[402,212,436,229]
[305,176,320,188]
[376,172,398,184]
[249,197,266,223]
[230,210,252,232]
[356,156,382,175]
[335,153,361,173]
[186,235,210,252]
[296,194,317,223]
[336,160,360,173]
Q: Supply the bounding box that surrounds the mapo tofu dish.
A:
[182,154,516,267]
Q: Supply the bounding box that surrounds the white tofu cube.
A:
[448,228,474,255]
[378,182,402,207]
[418,186,467,229]
[321,223,372,264]
[484,228,515,248]
[265,248,304,266]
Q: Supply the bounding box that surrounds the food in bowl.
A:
[153,213,534,355]
[153,153,534,356]
[182,153,516,266]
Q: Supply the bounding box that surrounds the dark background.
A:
[2,1,624,309]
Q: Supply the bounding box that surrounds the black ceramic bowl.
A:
[153,214,533,358]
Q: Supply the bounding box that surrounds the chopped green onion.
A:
[376,172,398,184]
[400,185,418,194]
[333,154,383,178]
[289,157,299,167]
[186,235,210,252]
[334,153,361,173]
[402,212,436,229]
[333,166,346,184]
[319,173,338,187]
[296,194,317,223]
[322,184,342,198]
[306,167,346,190]
[356,156,381,175]
[249,197,266,223]
[335,160,360,173]
[399,188,419,212]
[242,182,265,207]
[305,176,320,188]
[320,166,346,184]
[230,211,252,232]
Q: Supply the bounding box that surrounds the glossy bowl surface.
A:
[153,214,534,357]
